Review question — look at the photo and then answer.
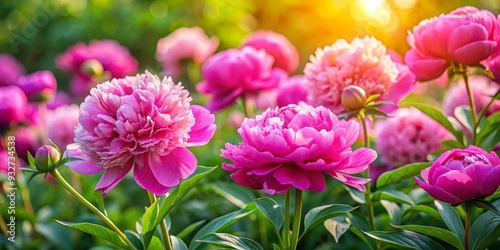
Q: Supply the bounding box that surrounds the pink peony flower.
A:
[156,27,219,78]
[305,36,415,113]
[14,126,42,163]
[197,47,287,112]
[0,54,25,86]
[415,145,500,204]
[405,6,500,81]
[276,75,309,107]
[485,15,500,84]
[442,75,500,117]
[17,70,57,102]
[47,92,72,110]
[221,103,377,194]
[241,30,300,73]
[375,108,452,169]
[47,104,80,150]
[66,71,216,195]
[0,86,28,130]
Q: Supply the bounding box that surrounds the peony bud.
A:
[341,85,367,110]
[17,70,57,103]
[81,59,104,77]
[35,145,61,171]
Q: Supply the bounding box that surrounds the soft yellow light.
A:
[357,0,385,17]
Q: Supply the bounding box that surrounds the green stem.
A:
[283,190,291,249]
[290,189,302,250]
[147,191,172,250]
[465,201,471,250]
[476,88,500,127]
[360,114,376,232]
[51,169,136,250]
[462,72,478,145]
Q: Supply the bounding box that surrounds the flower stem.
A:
[290,189,302,250]
[360,114,376,232]
[476,88,500,127]
[462,72,478,145]
[465,201,471,250]
[50,169,136,250]
[147,191,172,250]
[243,96,255,118]
[283,190,291,249]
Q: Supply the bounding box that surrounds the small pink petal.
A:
[148,148,197,187]
[186,105,216,147]
[96,164,133,195]
[134,160,171,196]
[64,143,102,174]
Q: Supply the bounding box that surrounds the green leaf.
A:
[406,102,462,142]
[27,151,36,169]
[176,220,206,239]
[476,112,500,151]
[94,190,108,216]
[148,236,164,250]
[364,230,445,250]
[190,202,256,249]
[454,106,474,133]
[364,94,381,104]
[302,204,356,238]
[124,230,143,250]
[393,224,464,250]
[56,220,128,249]
[376,162,431,189]
[197,233,263,250]
[171,236,188,250]
[254,197,284,235]
[35,222,72,250]
[373,189,415,206]
[206,182,256,208]
[472,199,500,217]
[142,198,159,249]
[471,199,500,250]
[348,219,374,250]
[404,205,442,221]
[381,200,402,225]
[435,200,464,244]
[344,186,366,204]
[324,217,351,243]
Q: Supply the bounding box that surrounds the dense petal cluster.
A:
[156,27,219,78]
[47,104,80,150]
[221,103,377,195]
[0,54,24,86]
[405,6,500,81]
[66,71,216,195]
[415,145,500,204]
[375,108,452,169]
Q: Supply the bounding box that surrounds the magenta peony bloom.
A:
[14,126,42,163]
[305,36,415,113]
[415,145,500,204]
[221,103,377,194]
[197,47,287,112]
[0,148,8,174]
[47,104,80,150]
[374,108,452,169]
[66,71,216,195]
[276,75,309,107]
[156,27,219,78]
[17,70,57,102]
[0,54,25,86]
[442,75,500,117]
[241,30,300,73]
[0,86,28,130]
[405,6,499,81]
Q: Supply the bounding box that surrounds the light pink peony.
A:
[0,54,25,86]
[405,6,499,81]
[241,30,300,73]
[305,36,415,113]
[17,70,57,102]
[197,47,287,112]
[442,75,500,117]
[47,104,80,150]
[221,103,377,194]
[0,86,28,130]
[66,71,216,195]
[415,145,500,204]
[374,108,452,169]
[156,27,219,78]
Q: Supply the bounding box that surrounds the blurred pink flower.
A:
[0,86,28,130]
[241,30,299,73]
[415,145,500,204]
[14,126,42,163]
[405,6,499,81]
[17,70,57,102]
[0,148,8,174]
[276,75,309,107]
[221,103,377,194]
[0,54,25,86]
[197,47,287,112]
[156,27,219,78]
[442,75,500,116]
[485,15,500,84]
[47,104,80,150]
[305,36,414,113]
[375,108,452,169]
[66,71,216,195]
[47,92,72,110]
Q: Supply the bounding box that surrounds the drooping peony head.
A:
[66,71,216,195]
[374,108,453,169]
[17,70,57,102]
[405,6,500,81]
[415,145,500,204]
[221,103,377,195]
[0,85,28,130]
[0,54,25,86]
[305,36,414,113]
[156,27,219,78]
[47,104,80,150]
[197,47,287,112]
[241,30,300,73]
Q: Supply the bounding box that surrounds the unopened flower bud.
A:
[81,59,104,77]
[341,85,367,110]
[35,145,61,171]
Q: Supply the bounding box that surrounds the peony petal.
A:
[186,105,216,147]
[404,49,448,81]
[415,176,463,204]
[96,164,133,195]
[133,160,171,196]
[273,163,312,190]
[434,170,474,201]
[466,165,500,198]
[328,171,369,192]
[148,147,197,187]
[64,143,102,174]
[453,41,496,65]
[335,148,377,174]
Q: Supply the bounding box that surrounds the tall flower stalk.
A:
[147,191,172,250]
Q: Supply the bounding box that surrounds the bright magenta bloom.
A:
[276,75,309,107]
[405,6,499,81]
[17,70,57,102]
[197,47,287,112]
[156,27,219,78]
[305,36,414,113]
[0,54,24,86]
[0,86,28,130]
[415,146,500,204]
[66,71,216,195]
[47,104,80,150]
[221,103,377,194]
[241,30,300,73]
